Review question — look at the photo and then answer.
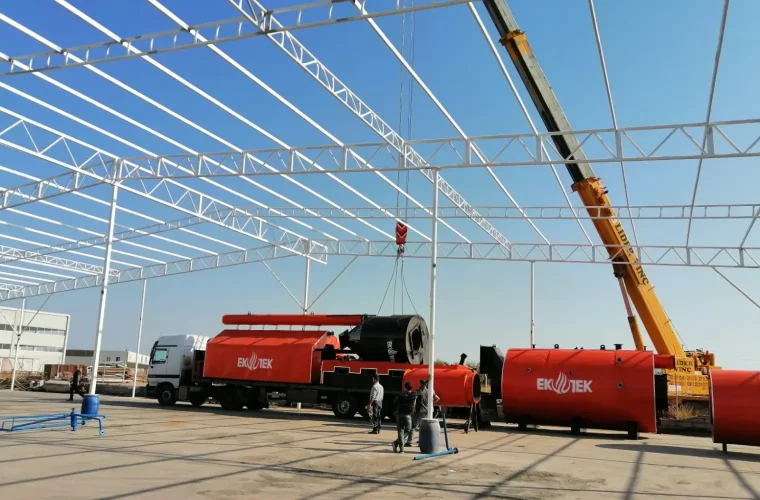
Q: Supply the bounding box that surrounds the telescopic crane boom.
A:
[481,0,715,391]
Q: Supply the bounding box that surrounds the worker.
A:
[69,368,85,401]
[368,374,384,434]
[410,379,440,446]
[392,381,417,453]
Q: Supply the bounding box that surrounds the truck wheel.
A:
[157,384,177,406]
[332,393,357,419]
[219,386,246,411]
[189,390,207,407]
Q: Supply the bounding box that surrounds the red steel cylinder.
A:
[710,370,760,447]
[403,365,481,407]
[222,314,367,327]
[502,348,657,433]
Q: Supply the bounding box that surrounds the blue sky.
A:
[0,1,759,369]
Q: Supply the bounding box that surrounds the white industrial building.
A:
[65,349,150,370]
[0,306,70,373]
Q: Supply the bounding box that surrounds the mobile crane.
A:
[482,0,716,396]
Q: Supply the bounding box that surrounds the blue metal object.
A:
[414,412,459,460]
[81,394,100,416]
[1,408,105,436]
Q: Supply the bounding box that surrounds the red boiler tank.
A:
[403,365,481,408]
[502,348,657,434]
[710,370,760,450]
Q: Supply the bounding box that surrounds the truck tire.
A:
[219,386,246,411]
[157,383,177,406]
[332,393,358,419]
[188,390,207,407]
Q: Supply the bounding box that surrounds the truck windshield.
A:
[151,348,167,365]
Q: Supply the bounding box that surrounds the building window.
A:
[106,357,111,362]
[116,356,121,362]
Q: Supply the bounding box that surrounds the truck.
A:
[145,313,483,421]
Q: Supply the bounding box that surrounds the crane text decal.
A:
[237,352,273,371]
[536,372,592,394]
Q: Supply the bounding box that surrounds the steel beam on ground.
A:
[0,1,471,76]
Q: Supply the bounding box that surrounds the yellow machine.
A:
[483,0,716,396]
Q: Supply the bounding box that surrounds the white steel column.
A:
[9,298,26,391]
[132,280,147,398]
[90,183,119,395]
[60,314,70,366]
[303,258,311,313]
[427,170,440,420]
[530,262,535,348]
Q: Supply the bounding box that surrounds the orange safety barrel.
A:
[204,329,339,384]
[403,365,481,407]
[502,348,657,433]
[710,370,760,447]
[222,314,367,326]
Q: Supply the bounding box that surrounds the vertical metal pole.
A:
[427,169,440,420]
[132,280,147,398]
[60,315,70,366]
[9,298,26,391]
[90,183,119,395]
[529,261,535,348]
[303,258,311,313]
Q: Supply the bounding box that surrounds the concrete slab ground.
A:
[1,391,759,499]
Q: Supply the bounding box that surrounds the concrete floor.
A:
[1,391,759,499]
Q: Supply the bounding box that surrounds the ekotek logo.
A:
[237,352,274,371]
[536,372,592,394]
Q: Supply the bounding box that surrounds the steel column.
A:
[132,280,147,398]
[90,183,119,395]
[427,170,440,419]
[9,298,26,391]
[60,314,70,366]
[529,262,535,347]
[303,257,311,313]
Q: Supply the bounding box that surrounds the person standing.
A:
[69,367,85,401]
[410,379,440,446]
[393,382,417,453]
[368,374,384,434]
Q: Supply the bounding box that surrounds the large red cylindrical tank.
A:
[710,370,760,447]
[502,349,657,433]
[403,365,481,407]
[204,329,339,384]
[222,314,366,326]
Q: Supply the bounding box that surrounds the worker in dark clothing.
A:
[393,382,417,454]
[410,379,440,446]
[69,368,85,401]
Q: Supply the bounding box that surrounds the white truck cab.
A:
[146,334,209,405]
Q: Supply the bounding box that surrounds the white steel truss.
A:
[0,245,299,301]
[227,0,509,248]
[0,1,473,77]
[0,238,756,302]
[0,108,328,261]
[0,245,117,277]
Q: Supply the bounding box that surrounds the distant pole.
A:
[10,298,26,391]
[90,183,119,395]
[60,315,71,367]
[132,280,147,398]
[427,170,440,420]
[530,262,535,348]
[303,258,311,313]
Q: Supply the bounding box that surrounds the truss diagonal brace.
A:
[0,244,118,277]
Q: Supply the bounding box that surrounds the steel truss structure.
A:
[0,0,758,390]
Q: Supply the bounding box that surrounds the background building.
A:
[0,307,70,373]
[65,349,150,370]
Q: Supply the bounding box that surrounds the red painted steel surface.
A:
[404,365,481,407]
[222,314,366,326]
[711,370,760,447]
[502,349,657,433]
[204,329,338,384]
[654,354,675,369]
